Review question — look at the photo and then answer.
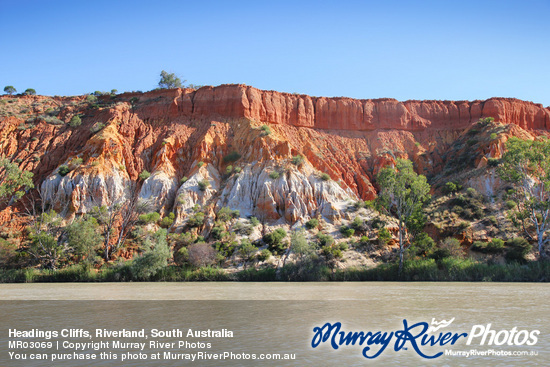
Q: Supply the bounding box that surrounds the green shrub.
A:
[225,165,233,175]
[316,232,334,247]
[234,167,242,173]
[58,165,70,176]
[68,115,82,127]
[197,161,204,168]
[160,212,175,228]
[187,212,205,227]
[269,171,280,179]
[320,173,330,181]
[408,233,436,258]
[258,249,272,262]
[305,218,319,230]
[139,212,160,224]
[223,151,241,163]
[139,170,151,180]
[291,155,304,166]
[339,226,355,238]
[131,229,170,280]
[86,94,98,103]
[505,200,516,210]
[479,117,495,124]
[70,157,83,167]
[471,238,505,254]
[216,207,235,222]
[377,228,392,247]
[505,237,531,263]
[371,218,386,229]
[263,228,287,255]
[24,88,36,96]
[260,125,271,135]
[488,158,500,167]
[249,216,260,227]
[180,176,188,184]
[490,133,498,140]
[443,181,458,194]
[465,187,478,197]
[198,179,210,191]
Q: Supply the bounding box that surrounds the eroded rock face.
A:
[1,85,549,226]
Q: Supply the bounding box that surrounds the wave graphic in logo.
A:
[427,318,455,333]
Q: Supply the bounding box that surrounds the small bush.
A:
[444,181,458,194]
[187,212,205,227]
[305,218,319,230]
[505,200,516,210]
[58,165,70,176]
[371,218,386,229]
[471,238,505,254]
[291,155,304,166]
[316,233,334,247]
[408,233,436,258]
[160,212,175,228]
[197,161,204,168]
[339,226,355,238]
[269,171,280,179]
[258,249,272,262]
[86,94,98,103]
[223,151,241,163]
[139,212,160,224]
[180,176,188,184]
[320,173,330,181]
[198,179,210,191]
[260,125,271,135]
[139,170,151,180]
[24,88,36,96]
[69,116,82,127]
[234,167,242,173]
[505,237,531,263]
[225,165,233,175]
[249,216,260,227]
[263,228,287,255]
[488,158,500,167]
[377,228,392,247]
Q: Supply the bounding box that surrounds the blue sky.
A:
[1,0,549,106]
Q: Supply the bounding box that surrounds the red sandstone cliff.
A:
[1,85,549,227]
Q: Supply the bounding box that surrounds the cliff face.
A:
[1,85,549,229]
[176,85,550,131]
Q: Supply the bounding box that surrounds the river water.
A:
[0,282,548,366]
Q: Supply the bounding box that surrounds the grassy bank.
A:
[1,259,549,283]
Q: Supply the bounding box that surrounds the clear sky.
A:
[1,0,549,106]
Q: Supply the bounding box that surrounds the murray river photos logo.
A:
[311,318,540,359]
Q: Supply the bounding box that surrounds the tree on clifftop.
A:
[158,70,185,89]
[499,137,550,259]
[3,86,16,95]
[377,159,431,275]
